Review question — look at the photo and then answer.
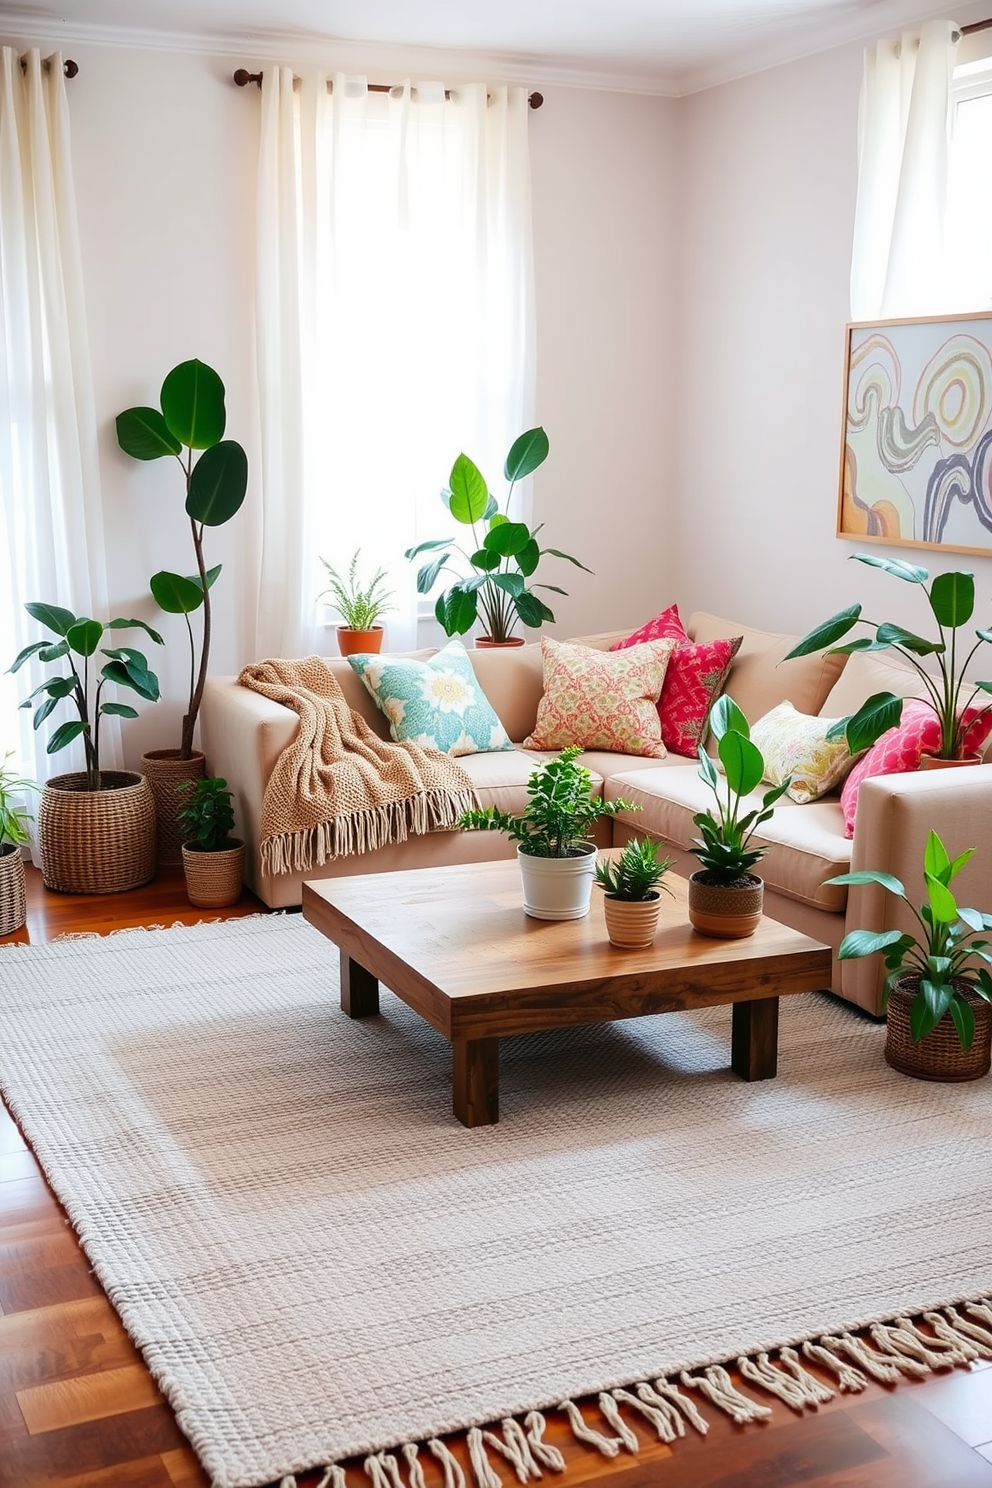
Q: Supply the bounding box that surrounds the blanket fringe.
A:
[261,788,477,875]
[305,1296,992,1488]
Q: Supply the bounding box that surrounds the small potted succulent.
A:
[825,829,992,1081]
[0,753,36,936]
[459,747,636,920]
[318,550,395,657]
[177,776,245,909]
[688,696,790,938]
[595,837,674,948]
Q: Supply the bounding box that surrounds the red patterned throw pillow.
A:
[523,636,675,757]
[840,698,992,837]
[611,603,742,757]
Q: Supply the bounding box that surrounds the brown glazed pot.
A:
[337,627,384,657]
[885,977,992,1082]
[919,754,982,770]
[141,749,207,866]
[476,636,526,648]
[38,772,156,894]
[687,872,764,939]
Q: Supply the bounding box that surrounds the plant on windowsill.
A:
[405,427,591,646]
[595,837,675,948]
[9,604,162,894]
[458,746,637,920]
[177,775,244,909]
[688,695,791,939]
[783,554,992,761]
[318,550,395,658]
[824,829,992,1081]
[0,753,37,936]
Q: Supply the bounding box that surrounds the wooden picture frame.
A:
[837,309,992,557]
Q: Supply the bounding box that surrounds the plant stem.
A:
[182,516,210,760]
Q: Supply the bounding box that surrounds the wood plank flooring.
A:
[2,864,991,1487]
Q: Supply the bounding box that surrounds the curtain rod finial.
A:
[234,68,263,89]
[528,91,543,109]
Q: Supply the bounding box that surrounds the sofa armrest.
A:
[842,764,992,1014]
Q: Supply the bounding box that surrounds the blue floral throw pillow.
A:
[348,640,514,757]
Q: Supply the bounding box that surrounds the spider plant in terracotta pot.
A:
[318,550,395,657]
[0,753,36,936]
[177,776,244,909]
[595,837,675,948]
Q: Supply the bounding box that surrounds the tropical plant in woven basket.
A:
[176,776,237,852]
[459,746,636,858]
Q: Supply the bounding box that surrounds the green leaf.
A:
[9,640,48,673]
[542,547,594,573]
[783,604,861,659]
[105,618,165,645]
[447,454,490,525]
[837,928,909,960]
[32,696,59,728]
[949,995,976,1051]
[39,640,69,662]
[930,570,975,628]
[875,622,943,655]
[160,359,226,449]
[717,730,764,796]
[482,494,499,522]
[824,869,907,896]
[697,749,719,790]
[760,779,792,810]
[516,538,540,577]
[188,564,222,592]
[47,720,87,754]
[483,521,531,558]
[710,695,749,742]
[852,552,929,583]
[490,573,525,598]
[99,702,139,718]
[404,538,452,560]
[958,905,985,932]
[100,658,160,701]
[416,555,451,593]
[435,586,477,636]
[24,602,76,637]
[186,440,248,526]
[470,548,502,573]
[843,692,904,754]
[504,427,549,482]
[947,847,975,882]
[66,619,104,657]
[514,590,555,628]
[924,829,951,885]
[150,570,204,615]
[925,871,958,924]
[115,406,182,461]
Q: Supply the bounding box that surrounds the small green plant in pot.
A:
[177,776,245,909]
[0,753,36,936]
[318,550,395,657]
[825,830,992,1081]
[596,837,675,948]
[688,696,791,938]
[459,746,637,920]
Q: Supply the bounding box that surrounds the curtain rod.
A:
[233,68,543,108]
[961,17,992,34]
[19,56,78,77]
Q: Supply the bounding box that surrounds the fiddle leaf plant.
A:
[406,428,591,643]
[689,695,791,886]
[459,746,636,858]
[116,359,248,760]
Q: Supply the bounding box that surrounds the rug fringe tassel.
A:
[429,1437,468,1488]
[929,1305,992,1356]
[467,1425,504,1488]
[610,1386,680,1443]
[523,1412,566,1472]
[403,1442,428,1488]
[482,1418,547,1482]
[558,1399,624,1457]
[315,1469,348,1488]
[680,1365,773,1424]
[646,1378,710,1434]
[737,1350,835,1412]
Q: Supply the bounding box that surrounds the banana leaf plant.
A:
[116,360,248,759]
[784,554,992,759]
[10,604,162,791]
[405,428,590,644]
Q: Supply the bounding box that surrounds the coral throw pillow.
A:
[840,699,992,837]
[523,636,675,757]
[611,603,741,756]
[750,701,859,804]
[348,639,513,757]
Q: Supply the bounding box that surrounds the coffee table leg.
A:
[731,996,779,1080]
[340,949,379,1018]
[452,1037,499,1127]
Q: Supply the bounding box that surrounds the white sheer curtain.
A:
[850,19,959,319]
[254,72,535,659]
[0,48,120,800]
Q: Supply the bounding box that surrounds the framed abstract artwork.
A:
[838,310,992,556]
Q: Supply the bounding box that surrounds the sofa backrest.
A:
[818,649,925,718]
[323,649,439,738]
[686,611,847,724]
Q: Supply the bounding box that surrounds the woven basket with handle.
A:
[885,977,992,1082]
[38,772,156,895]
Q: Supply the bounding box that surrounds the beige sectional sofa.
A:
[200,611,992,1016]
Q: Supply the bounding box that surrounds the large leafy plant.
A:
[406,428,590,644]
[690,696,791,885]
[459,746,635,858]
[10,604,162,791]
[826,830,992,1049]
[116,360,248,760]
[784,554,992,758]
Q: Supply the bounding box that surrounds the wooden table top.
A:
[303,859,833,1042]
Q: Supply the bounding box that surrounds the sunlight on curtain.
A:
[254,73,534,658]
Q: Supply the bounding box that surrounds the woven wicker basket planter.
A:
[0,845,27,936]
[38,772,157,895]
[141,749,206,866]
[182,839,245,909]
[885,978,992,1082]
[687,872,764,939]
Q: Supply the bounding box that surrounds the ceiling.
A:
[2,0,962,92]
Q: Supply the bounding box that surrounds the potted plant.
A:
[405,428,590,646]
[784,554,992,761]
[688,696,791,938]
[459,746,636,920]
[116,359,249,860]
[825,829,992,1081]
[10,603,161,894]
[177,776,245,909]
[318,550,395,657]
[0,753,36,936]
[595,837,675,948]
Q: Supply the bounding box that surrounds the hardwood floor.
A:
[2,865,992,1488]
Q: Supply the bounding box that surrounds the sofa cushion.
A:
[457,749,583,815]
[323,649,438,737]
[687,611,847,722]
[466,642,545,743]
[751,701,860,804]
[819,649,925,718]
[349,640,513,756]
[524,636,675,757]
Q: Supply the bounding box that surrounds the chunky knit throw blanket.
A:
[238,656,477,876]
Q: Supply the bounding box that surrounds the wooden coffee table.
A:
[303,859,832,1127]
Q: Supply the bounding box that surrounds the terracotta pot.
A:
[141,749,206,866]
[182,839,246,909]
[337,627,384,657]
[603,892,661,948]
[0,844,26,936]
[919,753,982,770]
[476,636,526,649]
[687,872,764,939]
[38,772,156,894]
[518,842,596,921]
[885,977,992,1082]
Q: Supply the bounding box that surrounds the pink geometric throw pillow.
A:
[839,698,992,838]
[611,603,742,757]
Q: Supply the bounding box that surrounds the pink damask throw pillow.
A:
[611,603,742,757]
[840,698,992,837]
[523,636,675,757]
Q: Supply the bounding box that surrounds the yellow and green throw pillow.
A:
[750,700,858,804]
[348,639,513,757]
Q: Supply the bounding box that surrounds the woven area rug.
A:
[2,915,992,1488]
